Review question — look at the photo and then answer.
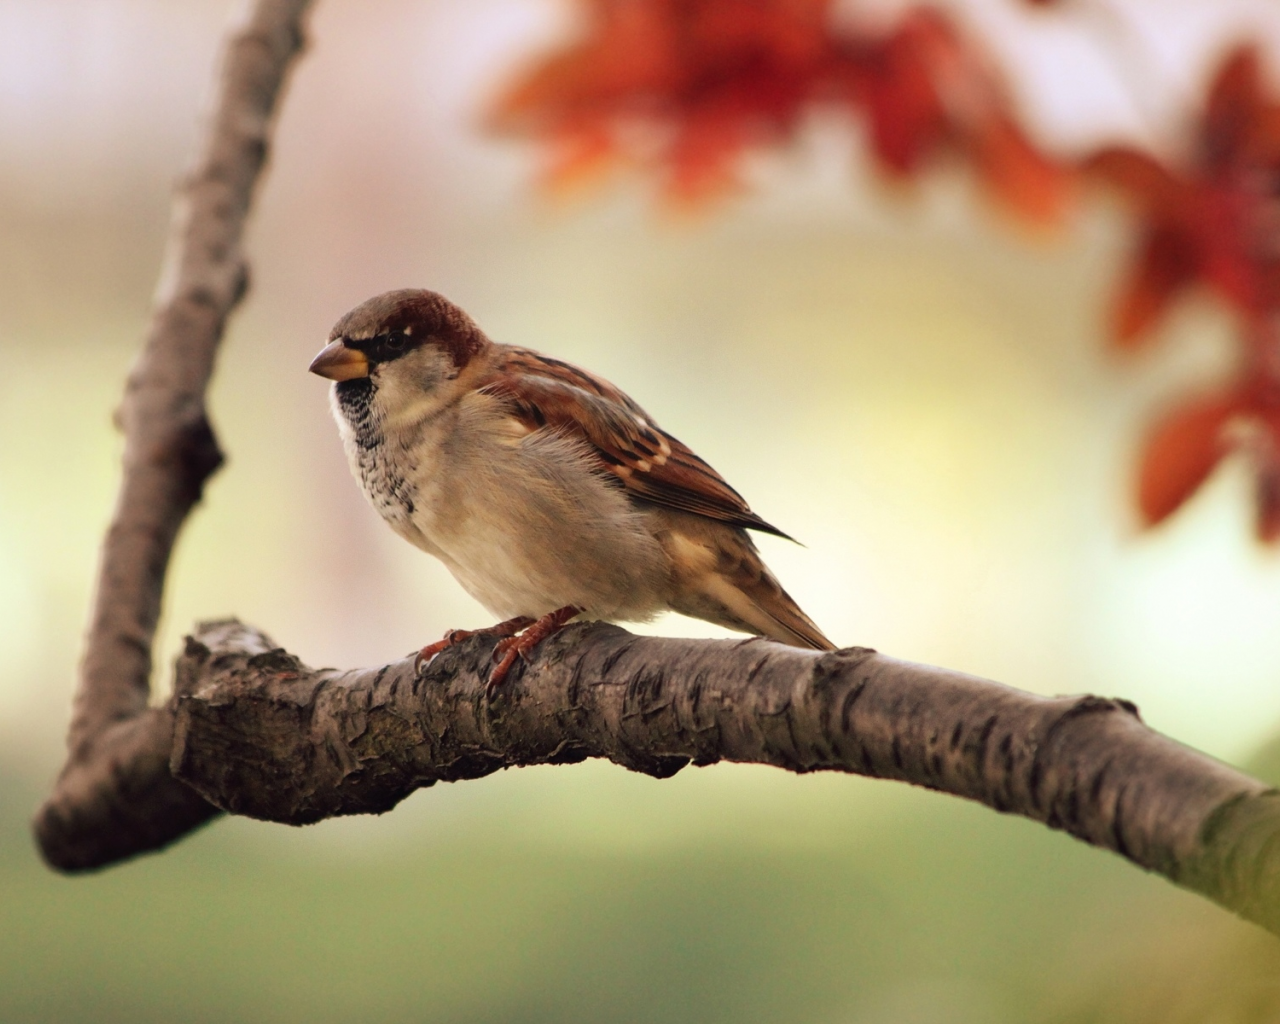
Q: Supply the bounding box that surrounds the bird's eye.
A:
[370,331,411,361]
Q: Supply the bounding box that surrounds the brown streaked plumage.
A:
[310,288,835,687]
[480,348,794,539]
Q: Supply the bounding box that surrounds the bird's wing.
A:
[480,347,793,539]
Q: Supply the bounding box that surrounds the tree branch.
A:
[34,0,314,868]
[45,615,1280,938]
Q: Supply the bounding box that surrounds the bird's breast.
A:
[333,383,671,621]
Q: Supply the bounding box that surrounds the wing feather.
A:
[480,347,793,539]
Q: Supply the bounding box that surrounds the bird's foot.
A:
[487,605,580,695]
[415,615,535,673]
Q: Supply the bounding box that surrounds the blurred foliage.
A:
[493,0,1067,219]
[1088,49,1280,539]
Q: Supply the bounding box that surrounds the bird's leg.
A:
[415,615,535,672]
[487,605,580,693]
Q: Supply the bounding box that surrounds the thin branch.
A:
[43,616,1280,938]
[34,0,314,867]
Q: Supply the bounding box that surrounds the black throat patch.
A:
[335,377,379,451]
[334,377,416,519]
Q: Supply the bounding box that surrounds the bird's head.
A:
[309,289,489,413]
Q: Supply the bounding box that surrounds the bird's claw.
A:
[415,633,461,671]
[416,607,578,695]
[482,605,580,698]
[485,635,529,695]
[415,617,535,676]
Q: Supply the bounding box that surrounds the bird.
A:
[309,288,835,689]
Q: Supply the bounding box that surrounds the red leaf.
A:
[889,9,1070,220]
[1083,147,1182,210]
[1256,461,1280,541]
[1088,46,1280,360]
[968,117,1071,225]
[854,21,948,176]
[1112,223,1202,347]
[1203,46,1266,171]
[492,0,1069,222]
[542,124,620,194]
[1137,394,1241,526]
[1250,408,1280,541]
[665,107,750,204]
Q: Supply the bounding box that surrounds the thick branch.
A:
[48,616,1280,937]
[36,0,314,867]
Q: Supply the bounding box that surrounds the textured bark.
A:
[123,616,1279,937]
[34,0,314,871]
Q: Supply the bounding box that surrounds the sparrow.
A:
[309,289,835,688]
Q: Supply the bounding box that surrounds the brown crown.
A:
[329,289,488,368]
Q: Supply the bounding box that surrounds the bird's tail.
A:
[664,524,837,651]
[729,562,837,651]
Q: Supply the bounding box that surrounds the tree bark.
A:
[43,615,1280,939]
[34,0,314,867]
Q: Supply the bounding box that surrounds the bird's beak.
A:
[309,340,369,381]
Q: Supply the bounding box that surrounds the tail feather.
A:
[660,518,837,651]
[716,561,836,651]
[759,590,837,651]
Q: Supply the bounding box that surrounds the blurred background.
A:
[5,0,1280,1021]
